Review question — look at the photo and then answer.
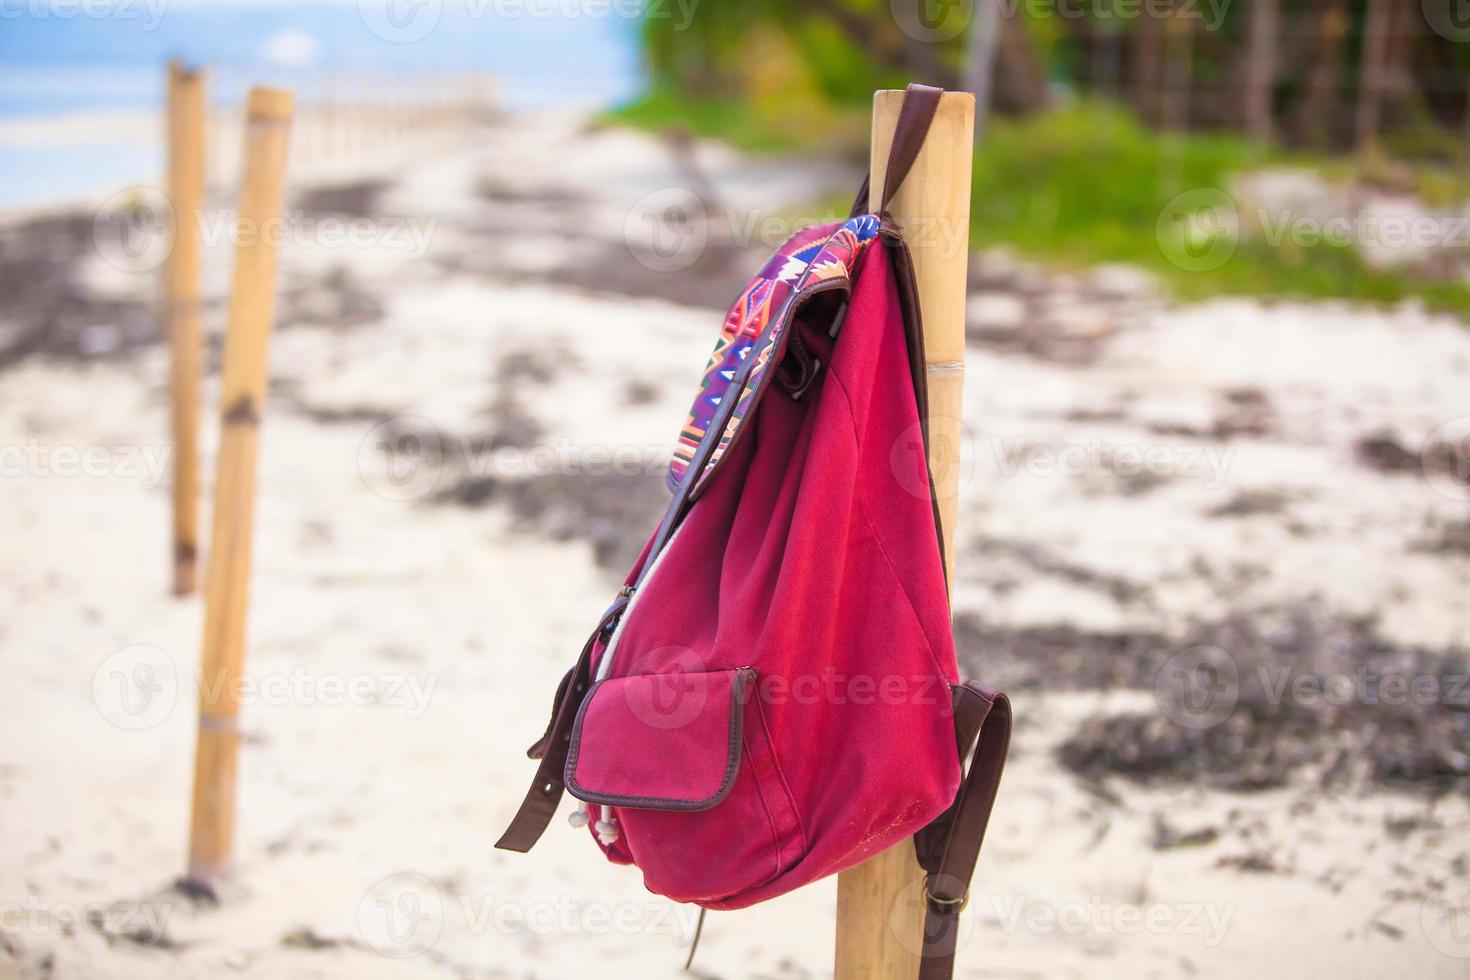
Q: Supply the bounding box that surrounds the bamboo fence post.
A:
[185,86,293,892]
[834,88,974,980]
[166,62,205,596]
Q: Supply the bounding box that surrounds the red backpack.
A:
[498,84,1010,979]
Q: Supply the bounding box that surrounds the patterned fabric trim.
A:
[667,214,882,494]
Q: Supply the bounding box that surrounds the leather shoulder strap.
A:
[494,594,629,853]
[850,83,944,217]
[913,681,1012,980]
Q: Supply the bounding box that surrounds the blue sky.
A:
[0,1,648,204]
[0,0,644,111]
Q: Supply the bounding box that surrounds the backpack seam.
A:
[752,692,809,859]
[821,367,952,683]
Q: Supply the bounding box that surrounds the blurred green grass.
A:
[609,95,1470,317]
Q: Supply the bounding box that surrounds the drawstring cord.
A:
[683,908,706,972]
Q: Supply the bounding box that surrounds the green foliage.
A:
[606,89,870,154]
[969,104,1470,315]
[613,93,1470,316]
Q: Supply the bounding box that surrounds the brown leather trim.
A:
[878,84,943,211]
[526,666,576,760]
[849,84,944,218]
[685,278,851,504]
[641,221,865,585]
[877,217,949,594]
[493,594,628,853]
[563,668,756,812]
[913,682,1012,980]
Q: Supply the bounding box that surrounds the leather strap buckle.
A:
[922,875,969,915]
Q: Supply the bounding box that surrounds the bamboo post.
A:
[166,62,205,596]
[184,86,293,892]
[834,89,974,979]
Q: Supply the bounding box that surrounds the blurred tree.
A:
[1244,0,1279,147]
[638,0,1050,112]
[633,0,1470,164]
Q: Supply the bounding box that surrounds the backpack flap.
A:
[565,668,756,811]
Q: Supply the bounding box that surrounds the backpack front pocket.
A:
[565,668,805,904]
